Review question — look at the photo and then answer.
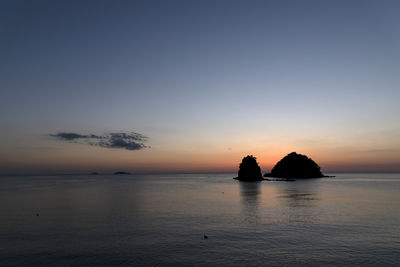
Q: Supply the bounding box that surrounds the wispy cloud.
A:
[50,132,149,151]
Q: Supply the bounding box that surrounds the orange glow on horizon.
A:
[2,141,399,175]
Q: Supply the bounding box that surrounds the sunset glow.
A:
[1,0,400,174]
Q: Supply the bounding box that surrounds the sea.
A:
[0,173,399,266]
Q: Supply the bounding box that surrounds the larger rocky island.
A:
[264,152,325,178]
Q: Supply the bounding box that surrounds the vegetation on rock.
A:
[265,152,324,178]
[236,155,263,181]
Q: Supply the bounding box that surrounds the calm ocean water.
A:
[0,173,399,266]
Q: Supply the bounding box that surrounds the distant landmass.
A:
[264,152,325,178]
[114,171,131,175]
[234,155,263,181]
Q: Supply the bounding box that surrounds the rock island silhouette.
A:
[234,155,263,181]
[265,152,325,178]
[235,152,327,181]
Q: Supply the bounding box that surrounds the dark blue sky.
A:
[1,0,400,173]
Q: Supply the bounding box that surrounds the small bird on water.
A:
[204,234,208,239]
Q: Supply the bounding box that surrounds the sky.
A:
[1,0,400,174]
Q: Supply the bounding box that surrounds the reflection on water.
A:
[277,180,320,208]
[239,181,261,224]
[239,181,261,206]
[278,189,319,208]
[274,180,322,224]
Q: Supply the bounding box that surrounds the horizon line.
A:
[1,170,400,177]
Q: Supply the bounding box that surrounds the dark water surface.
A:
[0,173,399,266]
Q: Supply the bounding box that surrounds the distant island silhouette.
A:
[234,152,329,181]
[264,152,326,178]
[114,171,131,175]
[234,155,263,181]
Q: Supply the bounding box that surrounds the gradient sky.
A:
[1,0,400,174]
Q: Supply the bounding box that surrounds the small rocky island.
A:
[234,155,263,181]
[264,152,325,178]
